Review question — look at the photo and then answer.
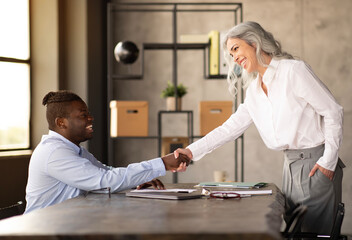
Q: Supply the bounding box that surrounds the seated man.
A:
[25,90,189,213]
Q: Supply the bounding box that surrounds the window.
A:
[0,0,30,150]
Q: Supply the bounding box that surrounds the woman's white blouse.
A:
[188,59,343,171]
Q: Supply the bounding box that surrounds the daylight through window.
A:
[0,0,30,150]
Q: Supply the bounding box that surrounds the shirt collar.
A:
[262,58,279,86]
[48,130,82,156]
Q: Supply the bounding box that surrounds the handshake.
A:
[161,152,191,172]
[138,149,193,189]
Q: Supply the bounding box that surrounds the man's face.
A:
[64,100,94,146]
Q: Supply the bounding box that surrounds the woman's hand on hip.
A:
[309,163,334,181]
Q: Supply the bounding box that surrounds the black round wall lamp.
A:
[114,41,139,64]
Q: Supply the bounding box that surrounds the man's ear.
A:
[55,117,67,129]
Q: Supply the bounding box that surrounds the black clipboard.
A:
[125,191,203,200]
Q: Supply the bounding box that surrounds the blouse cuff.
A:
[316,147,339,171]
[187,142,206,161]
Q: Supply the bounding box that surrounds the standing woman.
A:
[175,21,344,234]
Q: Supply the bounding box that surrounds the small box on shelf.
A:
[200,101,233,136]
[110,101,148,137]
[161,137,189,156]
[179,34,209,44]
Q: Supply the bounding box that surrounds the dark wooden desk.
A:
[0,183,285,240]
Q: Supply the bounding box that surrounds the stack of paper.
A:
[210,190,272,196]
[130,189,196,193]
[197,182,267,189]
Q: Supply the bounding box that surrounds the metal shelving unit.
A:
[158,110,193,183]
[107,2,244,182]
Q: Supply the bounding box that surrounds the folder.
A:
[208,189,272,196]
[219,31,229,75]
[208,30,220,75]
[197,182,267,189]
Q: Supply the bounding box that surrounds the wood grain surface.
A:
[0,183,285,240]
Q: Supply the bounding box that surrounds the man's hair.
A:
[43,90,83,130]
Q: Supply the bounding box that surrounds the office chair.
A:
[0,201,25,220]
[282,204,308,238]
[282,202,347,240]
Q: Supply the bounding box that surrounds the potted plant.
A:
[161,81,187,111]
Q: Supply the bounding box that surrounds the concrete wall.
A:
[111,0,352,234]
[243,0,352,234]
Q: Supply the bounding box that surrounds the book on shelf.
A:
[208,30,220,75]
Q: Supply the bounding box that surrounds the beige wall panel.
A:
[31,0,60,146]
[62,0,87,101]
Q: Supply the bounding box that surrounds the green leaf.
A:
[160,81,187,98]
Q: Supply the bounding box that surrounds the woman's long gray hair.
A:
[221,21,294,95]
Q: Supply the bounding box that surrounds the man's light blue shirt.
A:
[25,130,166,213]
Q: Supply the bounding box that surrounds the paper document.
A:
[130,189,197,193]
[211,190,272,196]
[197,182,267,189]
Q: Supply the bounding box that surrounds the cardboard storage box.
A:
[110,101,148,137]
[162,137,189,156]
[200,101,233,136]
